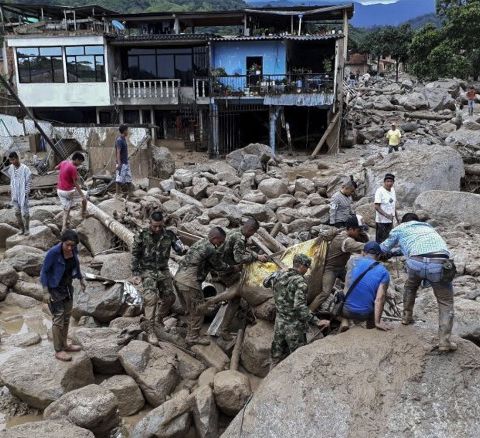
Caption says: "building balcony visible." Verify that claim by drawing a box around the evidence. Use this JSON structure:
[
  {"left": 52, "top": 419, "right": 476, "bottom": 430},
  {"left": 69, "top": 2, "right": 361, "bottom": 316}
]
[{"left": 112, "top": 79, "right": 180, "bottom": 105}]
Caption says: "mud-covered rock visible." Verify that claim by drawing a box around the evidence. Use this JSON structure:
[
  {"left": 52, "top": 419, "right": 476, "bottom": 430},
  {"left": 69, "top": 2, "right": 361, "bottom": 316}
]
[
  {"left": 100, "top": 374, "right": 145, "bottom": 416},
  {"left": 241, "top": 320, "right": 274, "bottom": 378},
  {"left": 2, "top": 420, "right": 94, "bottom": 438},
  {"left": 213, "top": 370, "right": 252, "bottom": 417}
]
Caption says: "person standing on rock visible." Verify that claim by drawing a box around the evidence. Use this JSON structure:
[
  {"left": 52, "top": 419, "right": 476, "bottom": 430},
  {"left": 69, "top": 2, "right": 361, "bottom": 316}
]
[
  {"left": 329, "top": 179, "right": 358, "bottom": 228},
  {"left": 374, "top": 173, "right": 398, "bottom": 243},
  {"left": 386, "top": 123, "right": 402, "bottom": 153},
  {"left": 56, "top": 152, "right": 87, "bottom": 233},
  {"left": 309, "top": 215, "right": 366, "bottom": 313},
  {"left": 174, "top": 227, "right": 235, "bottom": 346},
  {"left": 131, "top": 211, "right": 186, "bottom": 346},
  {"left": 380, "top": 213, "right": 457, "bottom": 352},
  {"left": 339, "top": 242, "right": 391, "bottom": 332},
  {"left": 211, "top": 217, "right": 269, "bottom": 341},
  {"left": 466, "top": 86, "right": 476, "bottom": 117},
  {"left": 8, "top": 151, "right": 32, "bottom": 236},
  {"left": 115, "top": 124, "right": 134, "bottom": 199},
  {"left": 40, "top": 229, "right": 85, "bottom": 361},
  {"left": 264, "top": 254, "right": 329, "bottom": 368}
]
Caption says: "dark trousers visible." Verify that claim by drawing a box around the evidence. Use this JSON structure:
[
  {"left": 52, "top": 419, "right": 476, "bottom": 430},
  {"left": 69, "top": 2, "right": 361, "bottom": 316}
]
[
  {"left": 342, "top": 308, "right": 375, "bottom": 329},
  {"left": 48, "top": 285, "right": 73, "bottom": 352},
  {"left": 376, "top": 222, "right": 393, "bottom": 243}
]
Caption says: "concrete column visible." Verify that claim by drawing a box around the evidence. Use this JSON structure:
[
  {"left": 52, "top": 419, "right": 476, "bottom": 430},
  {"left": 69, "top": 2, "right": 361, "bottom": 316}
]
[
  {"left": 269, "top": 106, "right": 279, "bottom": 156},
  {"left": 210, "top": 101, "right": 219, "bottom": 157}
]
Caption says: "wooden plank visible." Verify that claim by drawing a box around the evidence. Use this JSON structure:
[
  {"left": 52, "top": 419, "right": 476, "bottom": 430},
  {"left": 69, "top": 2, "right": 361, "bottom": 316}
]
[{"left": 310, "top": 113, "right": 340, "bottom": 157}]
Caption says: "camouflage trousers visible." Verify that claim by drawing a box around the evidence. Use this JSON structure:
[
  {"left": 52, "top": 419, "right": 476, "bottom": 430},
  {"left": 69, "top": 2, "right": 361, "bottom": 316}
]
[
  {"left": 175, "top": 281, "right": 205, "bottom": 339},
  {"left": 271, "top": 317, "right": 307, "bottom": 360},
  {"left": 141, "top": 269, "right": 176, "bottom": 328}
]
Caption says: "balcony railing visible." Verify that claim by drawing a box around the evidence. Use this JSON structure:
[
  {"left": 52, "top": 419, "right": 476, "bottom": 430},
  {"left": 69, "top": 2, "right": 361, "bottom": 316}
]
[
  {"left": 194, "top": 78, "right": 210, "bottom": 99},
  {"left": 209, "top": 73, "right": 334, "bottom": 98},
  {"left": 112, "top": 79, "right": 180, "bottom": 104}
]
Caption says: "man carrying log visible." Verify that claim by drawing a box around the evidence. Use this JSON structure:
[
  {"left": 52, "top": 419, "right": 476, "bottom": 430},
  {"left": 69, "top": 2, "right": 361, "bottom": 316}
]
[
  {"left": 213, "top": 217, "right": 269, "bottom": 340},
  {"left": 175, "top": 227, "right": 236, "bottom": 346},
  {"left": 264, "top": 254, "right": 329, "bottom": 369},
  {"left": 131, "top": 211, "right": 186, "bottom": 346}
]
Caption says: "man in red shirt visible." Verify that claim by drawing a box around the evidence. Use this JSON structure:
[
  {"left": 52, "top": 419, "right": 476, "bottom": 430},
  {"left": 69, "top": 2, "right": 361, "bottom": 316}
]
[{"left": 56, "top": 152, "right": 87, "bottom": 232}]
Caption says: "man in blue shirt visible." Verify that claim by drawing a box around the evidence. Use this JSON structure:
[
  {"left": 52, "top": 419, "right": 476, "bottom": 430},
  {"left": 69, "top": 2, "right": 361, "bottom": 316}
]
[
  {"left": 381, "top": 213, "right": 456, "bottom": 352},
  {"left": 341, "top": 242, "right": 391, "bottom": 332},
  {"left": 115, "top": 124, "right": 133, "bottom": 199}
]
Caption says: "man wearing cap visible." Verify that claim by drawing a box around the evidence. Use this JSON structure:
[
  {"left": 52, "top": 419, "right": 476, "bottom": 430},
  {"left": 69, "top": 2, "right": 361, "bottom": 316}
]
[
  {"left": 264, "top": 254, "right": 329, "bottom": 368},
  {"left": 374, "top": 174, "right": 399, "bottom": 244},
  {"left": 380, "top": 213, "right": 456, "bottom": 352},
  {"left": 386, "top": 123, "right": 402, "bottom": 153},
  {"left": 340, "top": 242, "right": 391, "bottom": 332},
  {"left": 309, "top": 215, "right": 367, "bottom": 312}
]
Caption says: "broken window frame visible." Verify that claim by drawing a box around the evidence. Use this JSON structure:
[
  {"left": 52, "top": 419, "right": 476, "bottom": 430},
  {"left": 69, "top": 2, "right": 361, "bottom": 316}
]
[{"left": 65, "top": 45, "right": 106, "bottom": 83}]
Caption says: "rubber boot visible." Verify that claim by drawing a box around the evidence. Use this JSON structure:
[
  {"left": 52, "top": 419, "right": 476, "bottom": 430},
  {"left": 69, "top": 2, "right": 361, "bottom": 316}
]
[
  {"left": 61, "top": 211, "right": 69, "bottom": 233},
  {"left": 115, "top": 183, "right": 122, "bottom": 199},
  {"left": 23, "top": 214, "right": 30, "bottom": 236},
  {"left": 438, "top": 305, "right": 455, "bottom": 352},
  {"left": 15, "top": 211, "right": 24, "bottom": 235},
  {"left": 401, "top": 310, "right": 413, "bottom": 325}
]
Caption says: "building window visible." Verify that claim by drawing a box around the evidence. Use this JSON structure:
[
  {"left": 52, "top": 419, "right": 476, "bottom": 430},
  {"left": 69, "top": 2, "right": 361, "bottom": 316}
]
[
  {"left": 66, "top": 45, "right": 105, "bottom": 82},
  {"left": 16, "top": 47, "right": 64, "bottom": 83}
]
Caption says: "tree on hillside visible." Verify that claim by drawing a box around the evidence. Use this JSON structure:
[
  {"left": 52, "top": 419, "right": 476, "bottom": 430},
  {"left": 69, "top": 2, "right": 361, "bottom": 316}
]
[
  {"left": 358, "top": 28, "right": 388, "bottom": 73},
  {"left": 381, "top": 25, "right": 414, "bottom": 81}
]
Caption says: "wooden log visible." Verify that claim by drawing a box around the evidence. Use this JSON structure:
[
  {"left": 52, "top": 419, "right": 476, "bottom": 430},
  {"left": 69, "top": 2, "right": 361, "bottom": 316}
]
[
  {"left": 257, "top": 227, "right": 286, "bottom": 253},
  {"left": 270, "top": 222, "right": 283, "bottom": 238},
  {"left": 251, "top": 235, "right": 273, "bottom": 255},
  {"left": 311, "top": 113, "right": 340, "bottom": 157},
  {"left": 230, "top": 327, "right": 245, "bottom": 371},
  {"left": 403, "top": 111, "right": 452, "bottom": 121}
]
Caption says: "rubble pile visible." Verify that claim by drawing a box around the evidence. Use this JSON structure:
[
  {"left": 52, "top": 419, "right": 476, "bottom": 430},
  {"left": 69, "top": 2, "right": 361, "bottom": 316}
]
[{"left": 1, "top": 78, "right": 480, "bottom": 436}]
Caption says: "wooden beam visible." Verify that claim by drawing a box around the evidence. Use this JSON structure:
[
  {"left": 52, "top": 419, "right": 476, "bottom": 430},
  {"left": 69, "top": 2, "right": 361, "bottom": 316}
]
[{"left": 310, "top": 113, "right": 340, "bottom": 157}]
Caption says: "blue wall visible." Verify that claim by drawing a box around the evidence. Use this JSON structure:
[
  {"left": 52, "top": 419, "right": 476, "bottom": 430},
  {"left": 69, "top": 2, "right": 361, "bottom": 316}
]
[{"left": 211, "top": 41, "right": 286, "bottom": 76}]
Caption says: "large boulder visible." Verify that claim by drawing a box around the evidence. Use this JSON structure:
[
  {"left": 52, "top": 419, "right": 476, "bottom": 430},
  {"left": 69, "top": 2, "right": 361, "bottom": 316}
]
[
  {"left": 118, "top": 340, "right": 179, "bottom": 407},
  {"left": 4, "top": 245, "right": 44, "bottom": 276},
  {"left": 364, "top": 143, "right": 464, "bottom": 205},
  {"left": 237, "top": 201, "right": 275, "bottom": 222},
  {"left": 423, "top": 87, "right": 456, "bottom": 112},
  {"left": 399, "top": 92, "right": 428, "bottom": 110},
  {"left": 158, "top": 341, "right": 206, "bottom": 380},
  {"left": 0, "top": 345, "right": 94, "bottom": 409},
  {"left": 223, "top": 327, "right": 480, "bottom": 437},
  {"left": 44, "top": 384, "right": 120, "bottom": 437},
  {"left": 73, "top": 281, "right": 124, "bottom": 323},
  {"left": 30, "top": 205, "right": 63, "bottom": 222},
  {"left": 100, "top": 375, "right": 145, "bottom": 416},
  {"left": 71, "top": 327, "right": 124, "bottom": 374},
  {"left": 5, "top": 225, "right": 57, "bottom": 250},
  {"left": 226, "top": 143, "right": 273, "bottom": 172},
  {"left": 414, "top": 191, "right": 480, "bottom": 227},
  {"left": 193, "top": 384, "right": 219, "bottom": 438},
  {"left": 96, "top": 198, "right": 127, "bottom": 218},
  {"left": 2, "top": 420, "right": 94, "bottom": 438},
  {"left": 152, "top": 146, "right": 176, "bottom": 179},
  {"left": 445, "top": 127, "right": 480, "bottom": 161},
  {"left": 258, "top": 178, "right": 288, "bottom": 199},
  {"left": 77, "top": 217, "right": 114, "bottom": 256},
  {"left": 99, "top": 252, "right": 132, "bottom": 280},
  {"left": 213, "top": 370, "right": 252, "bottom": 417},
  {"left": 241, "top": 320, "right": 274, "bottom": 378},
  {"left": 0, "top": 261, "right": 19, "bottom": 287},
  {"left": 0, "top": 223, "right": 19, "bottom": 247},
  {"left": 372, "top": 95, "right": 396, "bottom": 111}
]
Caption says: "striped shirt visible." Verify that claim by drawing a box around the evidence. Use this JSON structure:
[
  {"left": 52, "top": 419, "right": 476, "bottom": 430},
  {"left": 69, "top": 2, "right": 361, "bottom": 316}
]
[
  {"left": 380, "top": 221, "right": 450, "bottom": 257},
  {"left": 8, "top": 163, "right": 32, "bottom": 210},
  {"left": 329, "top": 191, "right": 354, "bottom": 225}
]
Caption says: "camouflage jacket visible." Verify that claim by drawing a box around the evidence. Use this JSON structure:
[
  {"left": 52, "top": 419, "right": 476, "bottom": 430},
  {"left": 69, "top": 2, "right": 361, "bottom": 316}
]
[
  {"left": 264, "top": 269, "right": 320, "bottom": 325},
  {"left": 131, "top": 228, "right": 184, "bottom": 275},
  {"left": 175, "top": 238, "right": 230, "bottom": 289},
  {"left": 220, "top": 229, "right": 259, "bottom": 266}
]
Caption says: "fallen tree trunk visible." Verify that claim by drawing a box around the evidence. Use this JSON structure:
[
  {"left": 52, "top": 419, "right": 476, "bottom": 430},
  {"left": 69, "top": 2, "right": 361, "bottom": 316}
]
[
  {"left": 87, "top": 201, "right": 135, "bottom": 250},
  {"left": 403, "top": 111, "right": 452, "bottom": 121},
  {"left": 257, "top": 227, "right": 286, "bottom": 253},
  {"left": 465, "top": 164, "right": 480, "bottom": 176}
]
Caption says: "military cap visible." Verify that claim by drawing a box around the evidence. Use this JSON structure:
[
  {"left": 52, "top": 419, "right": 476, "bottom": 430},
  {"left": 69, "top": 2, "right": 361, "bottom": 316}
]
[{"left": 293, "top": 253, "right": 312, "bottom": 268}]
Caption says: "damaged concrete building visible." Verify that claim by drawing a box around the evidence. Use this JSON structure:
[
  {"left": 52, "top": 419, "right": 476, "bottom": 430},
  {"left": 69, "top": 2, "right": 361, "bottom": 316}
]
[{"left": 0, "top": 2, "right": 352, "bottom": 157}]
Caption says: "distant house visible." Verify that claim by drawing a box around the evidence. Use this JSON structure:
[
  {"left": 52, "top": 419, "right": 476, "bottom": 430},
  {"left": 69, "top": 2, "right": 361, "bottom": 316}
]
[
  {"left": 346, "top": 52, "right": 403, "bottom": 77},
  {"left": 0, "top": 2, "right": 354, "bottom": 155}
]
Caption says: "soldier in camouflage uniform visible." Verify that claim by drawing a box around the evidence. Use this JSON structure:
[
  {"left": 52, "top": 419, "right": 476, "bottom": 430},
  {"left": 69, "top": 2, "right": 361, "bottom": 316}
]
[
  {"left": 131, "top": 211, "right": 185, "bottom": 345},
  {"left": 264, "top": 253, "right": 330, "bottom": 368},
  {"left": 175, "top": 227, "right": 235, "bottom": 346},
  {"left": 214, "top": 217, "right": 269, "bottom": 340}
]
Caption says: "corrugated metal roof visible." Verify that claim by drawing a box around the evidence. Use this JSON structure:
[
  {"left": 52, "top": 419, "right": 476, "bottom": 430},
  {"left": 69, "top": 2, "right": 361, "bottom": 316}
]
[
  {"left": 211, "top": 34, "right": 343, "bottom": 42},
  {"left": 113, "top": 33, "right": 216, "bottom": 41}
]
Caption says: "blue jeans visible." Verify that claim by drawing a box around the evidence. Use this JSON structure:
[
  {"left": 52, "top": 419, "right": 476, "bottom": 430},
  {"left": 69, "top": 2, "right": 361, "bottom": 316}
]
[
  {"left": 404, "top": 258, "right": 454, "bottom": 345},
  {"left": 468, "top": 99, "right": 475, "bottom": 115}
]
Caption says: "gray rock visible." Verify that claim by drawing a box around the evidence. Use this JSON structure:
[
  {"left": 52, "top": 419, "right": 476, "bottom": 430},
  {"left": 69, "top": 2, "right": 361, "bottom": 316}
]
[
  {"left": 44, "top": 384, "right": 120, "bottom": 437},
  {"left": 445, "top": 128, "right": 480, "bottom": 161},
  {"left": 423, "top": 87, "right": 456, "bottom": 111},
  {"left": 414, "top": 191, "right": 480, "bottom": 227},
  {"left": 73, "top": 281, "right": 124, "bottom": 323},
  {"left": 4, "top": 331, "right": 41, "bottom": 347},
  {"left": 12, "top": 280, "right": 46, "bottom": 301},
  {"left": 373, "top": 95, "right": 396, "bottom": 111},
  {"left": 173, "top": 168, "right": 195, "bottom": 186},
  {"left": 100, "top": 375, "right": 145, "bottom": 416},
  {"left": 5, "top": 225, "right": 57, "bottom": 251},
  {"left": 355, "top": 202, "right": 376, "bottom": 228},
  {"left": 0, "top": 282, "right": 7, "bottom": 301},
  {"left": 131, "top": 390, "right": 191, "bottom": 438},
  {"left": 294, "top": 178, "right": 316, "bottom": 194},
  {"left": 2, "top": 420, "right": 94, "bottom": 438},
  {"left": 0, "top": 345, "right": 94, "bottom": 409},
  {"left": 226, "top": 143, "right": 273, "bottom": 172},
  {"left": 437, "top": 122, "right": 457, "bottom": 139},
  {"left": 4, "top": 292, "right": 38, "bottom": 308},
  {"left": 152, "top": 146, "right": 176, "bottom": 179},
  {"left": 193, "top": 384, "right": 219, "bottom": 438},
  {"left": 241, "top": 320, "right": 274, "bottom": 378},
  {"left": 198, "top": 367, "right": 218, "bottom": 388},
  {"left": 99, "top": 252, "right": 132, "bottom": 280},
  {"left": 213, "top": 370, "right": 252, "bottom": 417},
  {"left": 118, "top": 340, "right": 179, "bottom": 407},
  {"left": 71, "top": 327, "right": 124, "bottom": 374},
  {"left": 191, "top": 342, "right": 230, "bottom": 371},
  {"left": 258, "top": 178, "right": 288, "bottom": 199},
  {"left": 77, "top": 217, "right": 114, "bottom": 256},
  {"left": 163, "top": 199, "right": 182, "bottom": 214},
  {"left": 30, "top": 205, "right": 63, "bottom": 222},
  {"left": 365, "top": 143, "right": 464, "bottom": 205},
  {"left": 0, "top": 208, "right": 18, "bottom": 227},
  {"left": 0, "top": 261, "right": 19, "bottom": 287},
  {"left": 208, "top": 202, "right": 242, "bottom": 224},
  {"left": 242, "top": 190, "right": 267, "bottom": 204},
  {"left": 223, "top": 327, "right": 480, "bottom": 437},
  {"left": 266, "top": 195, "right": 296, "bottom": 211},
  {"left": 0, "top": 223, "right": 19, "bottom": 247},
  {"left": 170, "top": 188, "right": 204, "bottom": 208},
  {"left": 237, "top": 202, "right": 275, "bottom": 222},
  {"left": 4, "top": 245, "right": 44, "bottom": 276},
  {"left": 399, "top": 92, "right": 429, "bottom": 110},
  {"left": 160, "top": 178, "right": 176, "bottom": 193},
  {"left": 97, "top": 198, "right": 127, "bottom": 218},
  {"left": 158, "top": 341, "right": 206, "bottom": 380}
]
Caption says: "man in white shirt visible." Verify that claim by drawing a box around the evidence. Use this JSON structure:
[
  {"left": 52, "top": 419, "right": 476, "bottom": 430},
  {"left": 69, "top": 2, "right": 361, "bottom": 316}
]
[{"left": 374, "top": 173, "right": 399, "bottom": 243}]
